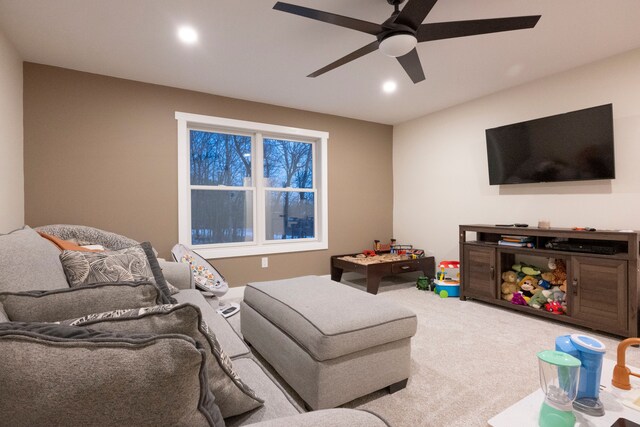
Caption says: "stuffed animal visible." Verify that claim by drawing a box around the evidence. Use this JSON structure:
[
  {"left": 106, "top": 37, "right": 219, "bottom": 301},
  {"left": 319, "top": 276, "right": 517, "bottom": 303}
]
[
  {"left": 518, "top": 275, "right": 539, "bottom": 297},
  {"left": 538, "top": 272, "right": 554, "bottom": 289},
  {"left": 559, "top": 280, "right": 567, "bottom": 293},
  {"left": 501, "top": 281, "right": 518, "bottom": 302},
  {"left": 501, "top": 271, "right": 519, "bottom": 301},
  {"left": 547, "top": 287, "right": 565, "bottom": 302},
  {"left": 545, "top": 301, "right": 564, "bottom": 315},
  {"left": 528, "top": 289, "right": 552, "bottom": 309},
  {"left": 511, "top": 292, "right": 528, "bottom": 306},
  {"left": 548, "top": 258, "right": 567, "bottom": 286}
]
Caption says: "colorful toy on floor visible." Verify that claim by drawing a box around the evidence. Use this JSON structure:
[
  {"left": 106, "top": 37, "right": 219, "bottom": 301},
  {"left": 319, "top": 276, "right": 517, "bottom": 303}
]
[
  {"left": 416, "top": 276, "right": 433, "bottom": 291},
  {"left": 434, "top": 260, "right": 460, "bottom": 298}
]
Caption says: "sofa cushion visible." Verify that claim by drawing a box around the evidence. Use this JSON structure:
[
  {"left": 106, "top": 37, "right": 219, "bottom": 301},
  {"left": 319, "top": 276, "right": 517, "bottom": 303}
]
[
  {"left": 60, "top": 303, "right": 263, "bottom": 418},
  {"left": 0, "top": 226, "right": 69, "bottom": 292},
  {"left": 59, "top": 241, "right": 176, "bottom": 304},
  {"left": 0, "top": 322, "right": 223, "bottom": 427},
  {"left": 224, "top": 357, "right": 302, "bottom": 427},
  {"left": 35, "top": 224, "right": 139, "bottom": 250},
  {"left": 244, "top": 275, "right": 417, "bottom": 361},
  {"left": 174, "top": 289, "right": 250, "bottom": 359},
  {"left": 0, "top": 282, "right": 164, "bottom": 322}
]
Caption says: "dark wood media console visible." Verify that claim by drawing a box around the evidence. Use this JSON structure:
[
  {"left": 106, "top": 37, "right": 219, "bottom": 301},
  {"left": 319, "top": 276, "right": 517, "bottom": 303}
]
[{"left": 459, "top": 224, "right": 639, "bottom": 337}]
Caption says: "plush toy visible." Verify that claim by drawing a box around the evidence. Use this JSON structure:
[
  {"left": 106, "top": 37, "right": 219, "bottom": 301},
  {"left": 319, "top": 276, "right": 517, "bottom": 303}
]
[
  {"left": 501, "top": 282, "right": 518, "bottom": 302},
  {"left": 548, "top": 258, "right": 568, "bottom": 286},
  {"left": 537, "top": 272, "right": 554, "bottom": 290},
  {"left": 559, "top": 281, "right": 567, "bottom": 293},
  {"left": 544, "top": 300, "right": 564, "bottom": 315},
  {"left": 528, "top": 289, "right": 552, "bottom": 309},
  {"left": 518, "top": 275, "right": 539, "bottom": 298},
  {"left": 511, "top": 292, "right": 528, "bottom": 306},
  {"left": 503, "top": 271, "right": 517, "bottom": 283},
  {"left": 501, "top": 271, "right": 518, "bottom": 301},
  {"left": 537, "top": 279, "right": 551, "bottom": 290},
  {"left": 547, "top": 287, "right": 565, "bottom": 302}
]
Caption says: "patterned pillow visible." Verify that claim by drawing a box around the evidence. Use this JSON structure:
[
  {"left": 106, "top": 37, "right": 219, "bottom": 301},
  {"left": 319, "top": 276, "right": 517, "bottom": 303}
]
[
  {"left": 59, "top": 303, "right": 264, "bottom": 418},
  {"left": 0, "top": 302, "right": 8, "bottom": 322},
  {"left": 59, "top": 242, "right": 176, "bottom": 304}
]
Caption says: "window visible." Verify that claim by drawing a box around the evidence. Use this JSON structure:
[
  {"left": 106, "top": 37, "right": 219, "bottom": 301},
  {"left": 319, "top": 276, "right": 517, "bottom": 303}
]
[{"left": 176, "top": 112, "right": 328, "bottom": 258}]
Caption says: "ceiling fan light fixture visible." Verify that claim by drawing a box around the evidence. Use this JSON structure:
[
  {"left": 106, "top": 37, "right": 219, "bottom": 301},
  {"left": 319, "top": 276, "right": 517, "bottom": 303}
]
[{"left": 379, "top": 33, "right": 417, "bottom": 57}]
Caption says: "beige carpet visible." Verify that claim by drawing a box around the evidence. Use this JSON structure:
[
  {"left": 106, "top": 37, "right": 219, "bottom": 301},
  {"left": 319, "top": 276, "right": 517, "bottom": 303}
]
[{"left": 224, "top": 273, "right": 640, "bottom": 427}]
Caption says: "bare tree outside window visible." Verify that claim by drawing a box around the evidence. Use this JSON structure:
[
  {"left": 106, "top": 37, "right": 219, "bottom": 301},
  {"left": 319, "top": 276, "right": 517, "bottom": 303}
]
[
  {"left": 263, "top": 138, "right": 315, "bottom": 240},
  {"left": 190, "top": 130, "right": 253, "bottom": 244}
]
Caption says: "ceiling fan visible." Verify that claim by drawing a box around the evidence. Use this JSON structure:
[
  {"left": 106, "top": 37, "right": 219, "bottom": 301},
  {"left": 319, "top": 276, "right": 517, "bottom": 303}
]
[{"left": 273, "top": 0, "right": 541, "bottom": 84}]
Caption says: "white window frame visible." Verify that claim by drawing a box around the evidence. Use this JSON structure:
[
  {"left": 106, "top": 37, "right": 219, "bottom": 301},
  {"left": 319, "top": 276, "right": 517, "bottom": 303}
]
[{"left": 176, "top": 111, "right": 329, "bottom": 259}]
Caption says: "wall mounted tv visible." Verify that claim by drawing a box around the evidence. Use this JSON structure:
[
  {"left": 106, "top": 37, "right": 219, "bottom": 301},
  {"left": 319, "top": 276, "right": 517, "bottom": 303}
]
[{"left": 486, "top": 104, "right": 615, "bottom": 185}]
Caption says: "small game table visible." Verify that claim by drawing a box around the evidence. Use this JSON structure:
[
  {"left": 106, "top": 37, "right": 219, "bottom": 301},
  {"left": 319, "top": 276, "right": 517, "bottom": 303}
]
[{"left": 330, "top": 253, "right": 435, "bottom": 294}]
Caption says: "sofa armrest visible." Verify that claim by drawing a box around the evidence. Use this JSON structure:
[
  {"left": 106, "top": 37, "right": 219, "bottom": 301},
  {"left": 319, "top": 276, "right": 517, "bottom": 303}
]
[
  {"left": 245, "top": 408, "right": 390, "bottom": 427},
  {"left": 158, "top": 260, "right": 193, "bottom": 290}
]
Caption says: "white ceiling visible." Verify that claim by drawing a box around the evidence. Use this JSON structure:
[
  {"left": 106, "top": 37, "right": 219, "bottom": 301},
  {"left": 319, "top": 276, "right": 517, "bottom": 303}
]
[{"left": 1, "top": 0, "right": 640, "bottom": 125}]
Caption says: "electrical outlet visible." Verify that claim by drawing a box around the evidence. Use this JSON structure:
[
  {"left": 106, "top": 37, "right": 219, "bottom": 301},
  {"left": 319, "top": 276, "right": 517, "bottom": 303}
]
[{"left": 261, "top": 257, "right": 268, "bottom": 268}]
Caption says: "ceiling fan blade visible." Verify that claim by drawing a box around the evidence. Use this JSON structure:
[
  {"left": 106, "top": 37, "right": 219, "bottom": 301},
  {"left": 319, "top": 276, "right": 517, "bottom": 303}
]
[
  {"left": 417, "top": 15, "right": 541, "bottom": 42},
  {"left": 308, "top": 41, "right": 379, "bottom": 78},
  {"left": 396, "top": 48, "right": 425, "bottom": 84},
  {"left": 274, "top": 2, "right": 383, "bottom": 36},
  {"left": 394, "top": 0, "right": 439, "bottom": 30}
]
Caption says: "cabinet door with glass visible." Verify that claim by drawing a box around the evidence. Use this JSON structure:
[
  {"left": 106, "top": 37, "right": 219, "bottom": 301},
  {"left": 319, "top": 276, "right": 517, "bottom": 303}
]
[
  {"left": 462, "top": 245, "right": 497, "bottom": 299},
  {"left": 570, "top": 256, "right": 628, "bottom": 334}
]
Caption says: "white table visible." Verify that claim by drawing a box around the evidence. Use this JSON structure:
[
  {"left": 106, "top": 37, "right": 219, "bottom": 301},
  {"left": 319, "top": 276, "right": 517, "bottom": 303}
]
[{"left": 489, "top": 359, "right": 640, "bottom": 427}]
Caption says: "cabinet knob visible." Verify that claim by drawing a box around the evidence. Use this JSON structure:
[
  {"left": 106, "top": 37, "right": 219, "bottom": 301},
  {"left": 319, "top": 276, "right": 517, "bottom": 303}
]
[
  {"left": 490, "top": 266, "right": 495, "bottom": 280},
  {"left": 572, "top": 278, "right": 578, "bottom": 295}
]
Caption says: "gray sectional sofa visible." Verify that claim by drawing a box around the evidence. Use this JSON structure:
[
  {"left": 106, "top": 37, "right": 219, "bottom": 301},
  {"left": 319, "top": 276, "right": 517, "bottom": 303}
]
[{"left": 0, "top": 225, "right": 389, "bottom": 427}]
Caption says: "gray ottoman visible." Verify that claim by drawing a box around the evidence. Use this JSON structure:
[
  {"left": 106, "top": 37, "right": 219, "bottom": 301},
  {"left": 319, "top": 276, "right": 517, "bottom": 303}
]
[{"left": 241, "top": 275, "right": 417, "bottom": 410}]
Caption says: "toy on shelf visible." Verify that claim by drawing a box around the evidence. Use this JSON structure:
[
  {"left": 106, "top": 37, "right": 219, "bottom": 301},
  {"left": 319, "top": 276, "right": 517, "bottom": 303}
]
[
  {"left": 501, "top": 257, "right": 568, "bottom": 313},
  {"left": 501, "top": 271, "right": 518, "bottom": 301},
  {"left": 434, "top": 260, "right": 460, "bottom": 298},
  {"left": 511, "top": 291, "right": 528, "bottom": 306}
]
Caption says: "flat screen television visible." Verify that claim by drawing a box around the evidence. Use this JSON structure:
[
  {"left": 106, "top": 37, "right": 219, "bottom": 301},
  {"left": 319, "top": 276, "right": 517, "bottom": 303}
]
[{"left": 486, "top": 104, "right": 615, "bottom": 185}]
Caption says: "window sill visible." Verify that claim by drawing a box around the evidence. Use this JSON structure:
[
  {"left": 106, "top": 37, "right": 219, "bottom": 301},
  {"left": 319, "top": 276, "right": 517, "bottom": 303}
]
[{"left": 192, "top": 241, "right": 328, "bottom": 259}]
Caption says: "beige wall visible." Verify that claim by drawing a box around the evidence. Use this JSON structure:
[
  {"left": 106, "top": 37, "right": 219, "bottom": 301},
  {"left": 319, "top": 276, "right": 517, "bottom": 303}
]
[
  {"left": 23, "top": 63, "right": 393, "bottom": 285},
  {"left": 393, "top": 48, "right": 640, "bottom": 263},
  {"left": 0, "top": 29, "right": 24, "bottom": 232}
]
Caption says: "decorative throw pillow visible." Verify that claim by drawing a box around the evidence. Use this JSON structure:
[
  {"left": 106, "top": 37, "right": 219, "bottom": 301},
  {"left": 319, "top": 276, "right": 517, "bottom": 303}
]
[
  {"left": 0, "top": 302, "right": 8, "bottom": 322},
  {"left": 0, "top": 282, "right": 164, "bottom": 322},
  {"left": 60, "top": 303, "right": 264, "bottom": 418},
  {"left": 37, "top": 231, "right": 102, "bottom": 252},
  {"left": 59, "top": 241, "right": 176, "bottom": 304},
  {"left": 167, "top": 281, "right": 181, "bottom": 295},
  {"left": 0, "top": 322, "right": 223, "bottom": 426},
  {"left": 0, "top": 226, "right": 70, "bottom": 292}
]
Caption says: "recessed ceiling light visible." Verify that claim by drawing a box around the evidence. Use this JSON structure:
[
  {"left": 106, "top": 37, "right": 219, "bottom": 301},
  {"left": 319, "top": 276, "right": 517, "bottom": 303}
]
[
  {"left": 177, "top": 26, "right": 198, "bottom": 45},
  {"left": 382, "top": 80, "right": 397, "bottom": 94}
]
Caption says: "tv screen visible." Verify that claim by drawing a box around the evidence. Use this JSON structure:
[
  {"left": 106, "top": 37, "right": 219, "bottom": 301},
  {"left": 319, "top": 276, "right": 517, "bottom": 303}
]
[{"left": 486, "top": 104, "right": 615, "bottom": 185}]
